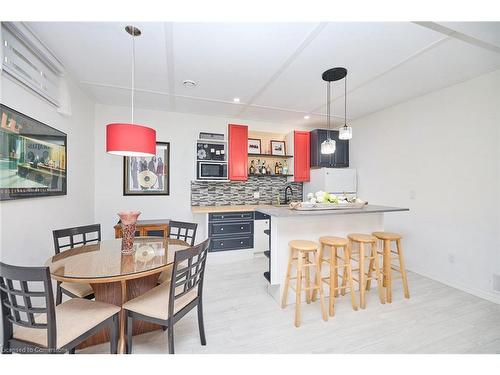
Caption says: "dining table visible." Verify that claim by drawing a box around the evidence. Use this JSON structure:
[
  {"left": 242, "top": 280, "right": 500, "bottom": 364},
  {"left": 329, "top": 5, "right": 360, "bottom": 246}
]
[{"left": 45, "top": 236, "right": 190, "bottom": 353}]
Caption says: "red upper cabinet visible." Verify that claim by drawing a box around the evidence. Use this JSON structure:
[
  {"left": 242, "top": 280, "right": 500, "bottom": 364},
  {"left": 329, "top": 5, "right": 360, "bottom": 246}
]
[
  {"left": 228, "top": 124, "right": 248, "bottom": 181},
  {"left": 294, "top": 131, "right": 310, "bottom": 182}
]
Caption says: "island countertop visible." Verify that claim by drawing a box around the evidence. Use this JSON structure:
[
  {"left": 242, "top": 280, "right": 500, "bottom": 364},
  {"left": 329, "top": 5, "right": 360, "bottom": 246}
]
[{"left": 256, "top": 204, "right": 409, "bottom": 217}]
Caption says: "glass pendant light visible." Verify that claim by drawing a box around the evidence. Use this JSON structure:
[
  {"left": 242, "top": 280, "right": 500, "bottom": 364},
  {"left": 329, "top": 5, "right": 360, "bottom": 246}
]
[
  {"left": 338, "top": 71, "right": 353, "bottom": 140},
  {"left": 321, "top": 68, "right": 346, "bottom": 154}
]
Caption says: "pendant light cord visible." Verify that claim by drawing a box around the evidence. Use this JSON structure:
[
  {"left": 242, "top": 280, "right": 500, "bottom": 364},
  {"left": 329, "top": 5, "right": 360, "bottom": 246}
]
[
  {"left": 344, "top": 75, "right": 347, "bottom": 127},
  {"left": 131, "top": 28, "right": 135, "bottom": 124},
  {"left": 327, "top": 81, "right": 331, "bottom": 133}
]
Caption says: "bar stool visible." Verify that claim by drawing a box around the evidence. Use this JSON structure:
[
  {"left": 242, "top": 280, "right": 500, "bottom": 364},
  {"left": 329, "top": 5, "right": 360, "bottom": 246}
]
[
  {"left": 281, "top": 240, "right": 327, "bottom": 327},
  {"left": 347, "top": 233, "right": 385, "bottom": 309},
  {"left": 312, "top": 236, "right": 358, "bottom": 316},
  {"left": 371, "top": 231, "right": 410, "bottom": 303}
]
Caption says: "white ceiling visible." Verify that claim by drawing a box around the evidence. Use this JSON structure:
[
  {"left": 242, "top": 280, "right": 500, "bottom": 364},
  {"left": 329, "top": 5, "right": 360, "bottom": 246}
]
[{"left": 26, "top": 21, "right": 500, "bottom": 128}]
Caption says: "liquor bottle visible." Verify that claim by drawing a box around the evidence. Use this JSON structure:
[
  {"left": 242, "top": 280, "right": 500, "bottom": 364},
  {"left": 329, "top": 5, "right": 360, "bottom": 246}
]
[
  {"left": 282, "top": 160, "right": 289, "bottom": 175},
  {"left": 250, "top": 160, "right": 255, "bottom": 175},
  {"left": 257, "top": 159, "right": 261, "bottom": 174},
  {"left": 275, "top": 162, "right": 279, "bottom": 175},
  {"left": 262, "top": 163, "right": 267, "bottom": 175}
]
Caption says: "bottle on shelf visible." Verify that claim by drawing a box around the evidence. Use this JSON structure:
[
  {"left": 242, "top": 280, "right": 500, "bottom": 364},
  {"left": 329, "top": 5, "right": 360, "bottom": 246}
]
[
  {"left": 257, "top": 159, "right": 261, "bottom": 174},
  {"left": 262, "top": 163, "right": 267, "bottom": 175},
  {"left": 249, "top": 160, "right": 255, "bottom": 175},
  {"left": 282, "top": 160, "right": 289, "bottom": 175},
  {"left": 274, "top": 162, "right": 279, "bottom": 175}
]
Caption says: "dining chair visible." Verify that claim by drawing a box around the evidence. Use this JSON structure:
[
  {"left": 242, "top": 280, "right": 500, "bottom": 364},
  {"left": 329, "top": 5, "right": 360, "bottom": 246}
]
[
  {"left": 52, "top": 224, "right": 101, "bottom": 305},
  {"left": 123, "top": 239, "right": 210, "bottom": 354},
  {"left": 158, "top": 221, "right": 198, "bottom": 284},
  {"left": 0, "top": 262, "right": 120, "bottom": 354}
]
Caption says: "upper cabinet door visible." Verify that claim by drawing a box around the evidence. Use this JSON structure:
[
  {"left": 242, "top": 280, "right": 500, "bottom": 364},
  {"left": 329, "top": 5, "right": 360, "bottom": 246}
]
[
  {"left": 294, "top": 131, "right": 310, "bottom": 182},
  {"left": 228, "top": 124, "right": 248, "bottom": 181},
  {"left": 310, "top": 129, "right": 349, "bottom": 168}
]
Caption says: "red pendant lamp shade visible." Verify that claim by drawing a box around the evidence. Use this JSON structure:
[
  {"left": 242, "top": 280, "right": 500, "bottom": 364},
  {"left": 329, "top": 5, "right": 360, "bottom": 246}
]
[{"left": 106, "top": 123, "right": 156, "bottom": 157}]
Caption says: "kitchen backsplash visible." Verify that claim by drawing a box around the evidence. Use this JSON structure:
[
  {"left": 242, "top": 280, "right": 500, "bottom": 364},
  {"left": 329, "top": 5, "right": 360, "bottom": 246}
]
[{"left": 191, "top": 176, "right": 303, "bottom": 206}]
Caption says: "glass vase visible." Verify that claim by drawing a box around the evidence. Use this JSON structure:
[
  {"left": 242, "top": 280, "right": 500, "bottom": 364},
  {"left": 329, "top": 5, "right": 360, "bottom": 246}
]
[{"left": 118, "top": 211, "right": 141, "bottom": 254}]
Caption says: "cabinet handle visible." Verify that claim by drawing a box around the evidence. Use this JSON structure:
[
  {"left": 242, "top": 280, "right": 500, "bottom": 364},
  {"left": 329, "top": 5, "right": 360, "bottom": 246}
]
[
  {"left": 240, "top": 226, "right": 244, "bottom": 230},
  {"left": 240, "top": 241, "right": 243, "bottom": 244}
]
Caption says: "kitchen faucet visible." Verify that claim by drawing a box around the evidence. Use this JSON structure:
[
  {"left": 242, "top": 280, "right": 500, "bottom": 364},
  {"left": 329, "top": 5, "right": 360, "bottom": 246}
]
[{"left": 284, "top": 185, "right": 293, "bottom": 204}]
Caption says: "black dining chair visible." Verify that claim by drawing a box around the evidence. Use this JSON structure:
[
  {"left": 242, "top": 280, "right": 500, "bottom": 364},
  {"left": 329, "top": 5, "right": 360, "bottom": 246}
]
[
  {"left": 123, "top": 239, "right": 210, "bottom": 354},
  {"left": 168, "top": 221, "right": 198, "bottom": 246},
  {"left": 52, "top": 224, "right": 101, "bottom": 305},
  {"left": 0, "top": 262, "right": 120, "bottom": 354},
  {"left": 158, "top": 221, "right": 198, "bottom": 285}
]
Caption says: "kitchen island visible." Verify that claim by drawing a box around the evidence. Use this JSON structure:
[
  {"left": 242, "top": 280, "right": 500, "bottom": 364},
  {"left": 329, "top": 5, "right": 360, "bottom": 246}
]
[{"left": 255, "top": 205, "right": 409, "bottom": 303}]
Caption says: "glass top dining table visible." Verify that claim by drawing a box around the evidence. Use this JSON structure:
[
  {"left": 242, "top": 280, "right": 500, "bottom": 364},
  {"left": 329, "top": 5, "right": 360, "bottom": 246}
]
[{"left": 45, "top": 237, "right": 190, "bottom": 283}]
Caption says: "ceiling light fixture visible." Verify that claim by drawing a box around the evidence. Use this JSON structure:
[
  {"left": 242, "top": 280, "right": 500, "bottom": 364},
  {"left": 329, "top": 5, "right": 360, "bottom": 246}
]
[
  {"left": 233, "top": 97, "right": 240, "bottom": 103},
  {"left": 321, "top": 68, "right": 347, "bottom": 154},
  {"left": 338, "top": 70, "right": 352, "bottom": 140},
  {"left": 182, "top": 79, "right": 197, "bottom": 88},
  {"left": 106, "top": 25, "right": 156, "bottom": 157},
  {"left": 304, "top": 115, "right": 310, "bottom": 120}
]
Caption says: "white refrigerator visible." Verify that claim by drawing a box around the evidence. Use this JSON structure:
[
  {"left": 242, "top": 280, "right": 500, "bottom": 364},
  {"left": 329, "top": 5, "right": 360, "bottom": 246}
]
[{"left": 304, "top": 168, "right": 357, "bottom": 198}]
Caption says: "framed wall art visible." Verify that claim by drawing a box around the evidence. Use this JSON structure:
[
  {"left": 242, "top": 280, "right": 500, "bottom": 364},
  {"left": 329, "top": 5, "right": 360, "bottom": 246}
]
[
  {"left": 270, "top": 140, "right": 286, "bottom": 156},
  {"left": 0, "top": 104, "right": 67, "bottom": 201},
  {"left": 123, "top": 141, "right": 170, "bottom": 196},
  {"left": 248, "top": 138, "right": 261, "bottom": 154}
]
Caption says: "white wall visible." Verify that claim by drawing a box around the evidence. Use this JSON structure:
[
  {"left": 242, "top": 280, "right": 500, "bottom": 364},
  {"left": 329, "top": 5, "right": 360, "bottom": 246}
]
[
  {"left": 350, "top": 69, "right": 500, "bottom": 303},
  {"left": 0, "top": 75, "right": 95, "bottom": 266},
  {"left": 94, "top": 104, "right": 301, "bottom": 240}
]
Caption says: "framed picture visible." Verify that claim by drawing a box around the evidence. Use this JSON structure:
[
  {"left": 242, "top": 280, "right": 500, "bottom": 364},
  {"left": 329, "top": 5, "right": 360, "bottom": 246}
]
[
  {"left": 123, "top": 142, "right": 170, "bottom": 196},
  {"left": 270, "top": 140, "right": 286, "bottom": 156},
  {"left": 248, "top": 138, "right": 262, "bottom": 154},
  {"left": 0, "top": 104, "right": 67, "bottom": 201}
]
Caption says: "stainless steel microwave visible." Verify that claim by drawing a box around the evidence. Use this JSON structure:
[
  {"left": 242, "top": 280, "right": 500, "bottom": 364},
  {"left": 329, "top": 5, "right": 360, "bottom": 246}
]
[{"left": 197, "top": 161, "right": 228, "bottom": 180}]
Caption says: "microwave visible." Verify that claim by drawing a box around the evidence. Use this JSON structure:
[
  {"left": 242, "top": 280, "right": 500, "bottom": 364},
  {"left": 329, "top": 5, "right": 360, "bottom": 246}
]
[{"left": 197, "top": 161, "right": 228, "bottom": 180}]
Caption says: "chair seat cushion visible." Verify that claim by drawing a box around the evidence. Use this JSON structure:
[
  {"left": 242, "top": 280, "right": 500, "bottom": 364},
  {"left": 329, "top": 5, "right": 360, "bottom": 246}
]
[
  {"left": 123, "top": 281, "right": 198, "bottom": 321},
  {"left": 61, "top": 282, "right": 94, "bottom": 298},
  {"left": 157, "top": 266, "right": 173, "bottom": 284},
  {"left": 13, "top": 298, "right": 120, "bottom": 349}
]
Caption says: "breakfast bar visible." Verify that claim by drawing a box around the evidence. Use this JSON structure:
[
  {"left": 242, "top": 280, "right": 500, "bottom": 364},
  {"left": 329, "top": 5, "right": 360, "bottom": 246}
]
[{"left": 255, "top": 205, "right": 409, "bottom": 303}]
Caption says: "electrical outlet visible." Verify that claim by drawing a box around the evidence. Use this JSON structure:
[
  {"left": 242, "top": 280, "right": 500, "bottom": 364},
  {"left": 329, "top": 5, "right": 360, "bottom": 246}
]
[
  {"left": 253, "top": 191, "right": 260, "bottom": 199},
  {"left": 448, "top": 254, "right": 455, "bottom": 264}
]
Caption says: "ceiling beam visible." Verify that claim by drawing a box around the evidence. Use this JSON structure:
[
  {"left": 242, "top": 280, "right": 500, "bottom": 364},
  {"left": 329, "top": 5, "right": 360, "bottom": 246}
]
[
  {"left": 237, "top": 22, "right": 328, "bottom": 118},
  {"left": 414, "top": 22, "right": 500, "bottom": 55}
]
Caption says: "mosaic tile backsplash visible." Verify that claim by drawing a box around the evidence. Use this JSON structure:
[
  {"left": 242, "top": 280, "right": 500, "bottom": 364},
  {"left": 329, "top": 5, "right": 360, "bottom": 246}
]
[{"left": 191, "top": 176, "right": 303, "bottom": 206}]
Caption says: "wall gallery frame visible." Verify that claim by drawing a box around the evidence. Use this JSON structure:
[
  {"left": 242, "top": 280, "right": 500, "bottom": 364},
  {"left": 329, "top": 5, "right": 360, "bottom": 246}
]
[
  {"left": 270, "top": 140, "right": 286, "bottom": 156},
  {"left": 123, "top": 142, "right": 170, "bottom": 196},
  {"left": 248, "top": 138, "right": 261, "bottom": 154}
]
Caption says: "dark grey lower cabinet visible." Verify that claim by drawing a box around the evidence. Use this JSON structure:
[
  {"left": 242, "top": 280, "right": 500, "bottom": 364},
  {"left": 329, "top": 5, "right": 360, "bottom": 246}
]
[{"left": 208, "top": 211, "right": 254, "bottom": 252}]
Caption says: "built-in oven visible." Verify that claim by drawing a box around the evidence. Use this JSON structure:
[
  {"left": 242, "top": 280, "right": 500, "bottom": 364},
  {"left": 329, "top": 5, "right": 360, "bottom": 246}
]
[{"left": 197, "top": 161, "right": 228, "bottom": 180}]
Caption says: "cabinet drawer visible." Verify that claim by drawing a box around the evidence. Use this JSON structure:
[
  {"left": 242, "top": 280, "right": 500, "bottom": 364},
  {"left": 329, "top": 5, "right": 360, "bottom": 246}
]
[
  {"left": 209, "top": 211, "right": 254, "bottom": 222},
  {"left": 210, "top": 236, "right": 253, "bottom": 252},
  {"left": 210, "top": 221, "right": 253, "bottom": 236}
]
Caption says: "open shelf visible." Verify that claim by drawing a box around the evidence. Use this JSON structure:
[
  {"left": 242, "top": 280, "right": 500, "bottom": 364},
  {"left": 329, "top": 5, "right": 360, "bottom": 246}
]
[
  {"left": 249, "top": 174, "right": 293, "bottom": 177},
  {"left": 248, "top": 153, "right": 293, "bottom": 158},
  {"left": 263, "top": 271, "right": 270, "bottom": 283}
]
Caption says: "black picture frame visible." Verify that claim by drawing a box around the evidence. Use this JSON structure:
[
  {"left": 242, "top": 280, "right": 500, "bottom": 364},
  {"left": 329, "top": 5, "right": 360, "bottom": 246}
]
[
  {"left": 0, "top": 103, "right": 67, "bottom": 201},
  {"left": 123, "top": 142, "right": 170, "bottom": 196}
]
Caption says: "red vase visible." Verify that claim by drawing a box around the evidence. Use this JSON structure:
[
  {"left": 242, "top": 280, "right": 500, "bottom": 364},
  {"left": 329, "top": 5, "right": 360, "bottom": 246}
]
[{"left": 118, "top": 211, "right": 141, "bottom": 254}]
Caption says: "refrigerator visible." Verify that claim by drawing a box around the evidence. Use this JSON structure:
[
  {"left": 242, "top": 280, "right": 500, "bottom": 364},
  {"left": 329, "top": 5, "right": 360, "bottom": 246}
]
[{"left": 304, "top": 168, "right": 357, "bottom": 199}]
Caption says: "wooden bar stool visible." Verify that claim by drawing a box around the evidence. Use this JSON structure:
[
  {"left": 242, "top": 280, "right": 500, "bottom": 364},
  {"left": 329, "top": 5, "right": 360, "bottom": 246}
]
[
  {"left": 281, "top": 240, "right": 327, "bottom": 327},
  {"left": 370, "top": 231, "right": 410, "bottom": 303},
  {"left": 312, "top": 236, "right": 358, "bottom": 316},
  {"left": 347, "top": 233, "right": 385, "bottom": 309}
]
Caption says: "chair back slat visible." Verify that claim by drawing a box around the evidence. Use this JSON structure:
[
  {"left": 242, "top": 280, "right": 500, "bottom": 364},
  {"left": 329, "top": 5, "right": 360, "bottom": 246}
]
[
  {"left": 168, "top": 221, "right": 198, "bottom": 246},
  {"left": 53, "top": 224, "right": 101, "bottom": 254},
  {"left": 168, "top": 239, "right": 209, "bottom": 317},
  {"left": 0, "top": 262, "right": 56, "bottom": 350}
]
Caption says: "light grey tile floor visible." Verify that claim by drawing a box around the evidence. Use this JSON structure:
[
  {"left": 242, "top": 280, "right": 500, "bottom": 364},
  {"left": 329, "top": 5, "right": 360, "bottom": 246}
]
[{"left": 78, "top": 256, "right": 500, "bottom": 354}]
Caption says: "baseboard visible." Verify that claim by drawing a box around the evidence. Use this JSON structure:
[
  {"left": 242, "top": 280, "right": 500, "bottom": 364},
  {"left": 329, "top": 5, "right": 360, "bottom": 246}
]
[{"left": 407, "top": 265, "right": 500, "bottom": 305}]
